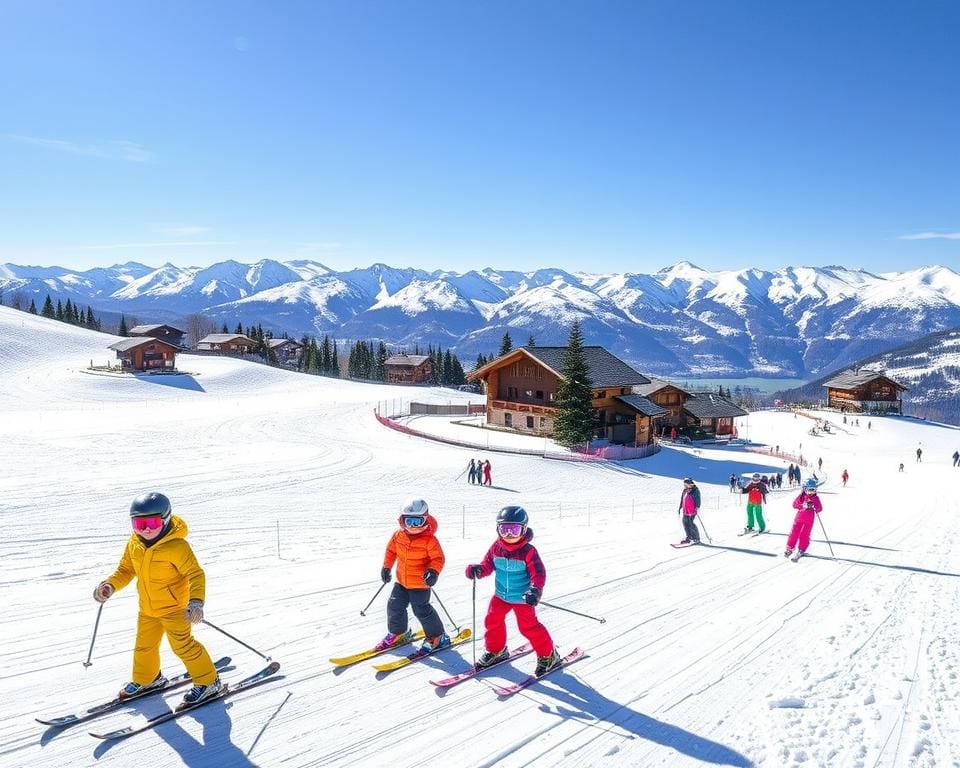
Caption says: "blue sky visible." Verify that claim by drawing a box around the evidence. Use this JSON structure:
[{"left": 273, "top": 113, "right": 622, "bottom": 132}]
[{"left": 1, "top": 1, "right": 958, "bottom": 274}]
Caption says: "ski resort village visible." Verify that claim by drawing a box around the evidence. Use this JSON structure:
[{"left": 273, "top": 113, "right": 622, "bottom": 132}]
[{"left": 2, "top": 303, "right": 959, "bottom": 768}]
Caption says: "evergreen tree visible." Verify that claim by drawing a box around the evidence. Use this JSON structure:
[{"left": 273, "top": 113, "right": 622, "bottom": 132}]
[
  {"left": 499, "top": 332, "right": 513, "bottom": 357},
  {"left": 321, "top": 335, "right": 332, "bottom": 375},
  {"left": 64, "top": 298, "right": 74, "bottom": 324},
  {"left": 442, "top": 349, "right": 453, "bottom": 384},
  {"left": 41, "top": 295, "right": 54, "bottom": 318},
  {"left": 55, "top": 299, "right": 64, "bottom": 321},
  {"left": 451, "top": 354, "right": 466, "bottom": 385},
  {"left": 331, "top": 341, "right": 340, "bottom": 378},
  {"left": 375, "top": 342, "right": 387, "bottom": 381},
  {"left": 475, "top": 352, "right": 487, "bottom": 370},
  {"left": 220, "top": 323, "right": 228, "bottom": 333},
  {"left": 527, "top": 334, "right": 536, "bottom": 347},
  {"left": 552, "top": 319, "right": 595, "bottom": 446},
  {"left": 118, "top": 315, "right": 129, "bottom": 336},
  {"left": 28, "top": 298, "right": 37, "bottom": 314},
  {"left": 307, "top": 338, "right": 319, "bottom": 374},
  {"left": 72, "top": 303, "right": 81, "bottom": 324}
]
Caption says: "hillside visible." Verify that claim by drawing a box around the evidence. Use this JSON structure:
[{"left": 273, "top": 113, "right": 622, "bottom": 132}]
[{"left": 773, "top": 325, "right": 960, "bottom": 424}]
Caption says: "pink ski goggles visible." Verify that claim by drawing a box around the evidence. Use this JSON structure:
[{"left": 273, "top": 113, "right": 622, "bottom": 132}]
[
  {"left": 132, "top": 515, "right": 165, "bottom": 532},
  {"left": 497, "top": 522, "right": 525, "bottom": 538}
]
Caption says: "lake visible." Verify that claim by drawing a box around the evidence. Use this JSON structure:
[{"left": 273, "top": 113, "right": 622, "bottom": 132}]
[{"left": 673, "top": 376, "right": 809, "bottom": 394}]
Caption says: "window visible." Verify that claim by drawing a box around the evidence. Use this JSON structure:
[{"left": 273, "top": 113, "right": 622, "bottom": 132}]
[
  {"left": 526, "top": 416, "right": 534, "bottom": 429},
  {"left": 535, "top": 390, "right": 543, "bottom": 400},
  {"left": 597, "top": 390, "right": 606, "bottom": 399},
  {"left": 504, "top": 412, "right": 512, "bottom": 427},
  {"left": 540, "top": 417, "right": 550, "bottom": 430},
  {"left": 548, "top": 392, "right": 556, "bottom": 402},
  {"left": 621, "top": 388, "right": 629, "bottom": 395}
]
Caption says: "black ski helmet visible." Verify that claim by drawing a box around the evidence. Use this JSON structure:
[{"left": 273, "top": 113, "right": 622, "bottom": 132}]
[
  {"left": 129, "top": 492, "right": 172, "bottom": 521},
  {"left": 496, "top": 505, "right": 528, "bottom": 527}
]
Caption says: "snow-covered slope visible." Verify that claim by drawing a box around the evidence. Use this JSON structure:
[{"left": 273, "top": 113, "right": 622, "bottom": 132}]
[{"left": 2, "top": 304, "right": 959, "bottom": 767}]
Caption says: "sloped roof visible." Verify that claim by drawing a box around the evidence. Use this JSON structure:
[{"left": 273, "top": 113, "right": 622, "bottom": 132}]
[
  {"left": 266, "top": 338, "right": 302, "bottom": 349},
  {"left": 108, "top": 337, "right": 179, "bottom": 352},
  {"left": 385, "top": 354, "right": 430, "bottom": 366},
  {"left": 129, "top": 324, "right": 184, "bottom": 335},
  {"left": 633, "top": 377, "right": 692, "bottom": 397},
  {"left": 823, "top": 370, "right": 908, "bottom": 392},
  {"left": 480, "top": 346, "right": 649, "bottom": 388},
  {"left": 682, "top": 392, "right": 749, "bottom": 419},
  {"left": 197, "top": 334, "right": 256, "bottom": 345},
  {"left": 613, "top": 394, "right": 668, "bottom": 417}
]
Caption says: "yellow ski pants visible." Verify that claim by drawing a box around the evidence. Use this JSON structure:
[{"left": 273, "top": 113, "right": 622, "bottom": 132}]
[{"left": 132, "top": 611, "right": 217, "bottom": 686}]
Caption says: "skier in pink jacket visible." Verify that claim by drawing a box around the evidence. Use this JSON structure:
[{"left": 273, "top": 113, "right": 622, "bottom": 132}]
[{"left": 784, "top": 478, "right": 823, "bottom": 560}]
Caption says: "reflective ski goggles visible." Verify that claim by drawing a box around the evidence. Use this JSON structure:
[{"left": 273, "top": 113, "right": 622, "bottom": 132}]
[
  {"left": 132, "top": 515, "right": 165, "bottom": 532},
  {"left": 497, "top": 522, "right": 525, "bottom": 538},
  {"left": 403, "top": 515, "right": 426, "bottom": 528},
  {"left": 804, "top": 487, "right": 817, "bottom": 493}
]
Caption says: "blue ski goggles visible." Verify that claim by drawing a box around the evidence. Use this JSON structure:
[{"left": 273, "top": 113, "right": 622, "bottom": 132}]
[{"left": 403, "top": 515, "right": 426, "bottom": 528}]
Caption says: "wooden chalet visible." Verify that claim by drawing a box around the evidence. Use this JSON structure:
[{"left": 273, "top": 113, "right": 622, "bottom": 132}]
[
  {"left": 823, "top": 370, "right": 907, "bottom": 414},
  {"left": 468, "top": 346, "right": 666, "bottom": 445},
  {"left": 681, "top": 392, "right": 748, "bottom": 437},
  {"left": 384, "top": 354, "right": 434, "bottom": 384},
  {"left": 634, "top": 378, "right": 692, "bottom": 430},
  {"left": 128, "top": 323, "right": 185, "bottom": 348},
  {"left": 108, "top": 337, "right": 179, "bottom": 372},
  {"left": 196, "top": 333, "right": 257, "bottom": 355},
  {"left": 266, "top": 338, "right": 303, "bottom": 365}
]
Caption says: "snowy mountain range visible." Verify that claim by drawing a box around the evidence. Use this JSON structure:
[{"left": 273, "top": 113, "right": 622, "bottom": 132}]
[{"left": 4, "top": 259, "right": 960, "bottom": 378}]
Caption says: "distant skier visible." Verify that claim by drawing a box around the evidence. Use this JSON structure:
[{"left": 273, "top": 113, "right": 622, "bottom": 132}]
[
  {"left": 787, "top": 463, "right": 795, "bottom": 487},
  {"left": 93, "top": 492, "right": 222, "bottom": 707},
  {"left": 953, "top": 450, "right": 960, "bottom": 467},
  {"left": 677, "top": 477, "right": 701, "bottom": 545},
  {"left": 465, "top": 506, "right": 561, "bottom": 677},
  {"left": 916, "top": 447, "right": 923, "bottom": 463},
  {"left": 466, "top": 459, "right": 477, "bottom": 484},
  {"left": 483, "top": 459, "right": 492, "bottom": 486},
  {"left": 671, "top": 426, "right": 677, "bottom": 441},
  {"left": 740, "top": 472, "right": 768, "bottom": 534},
  {"left": 841, "top": 469, "right": 849, "bottom": 487},
  {"left": 784, "top": 478, "right": 823, "bottom": 561},
  {"left": 899, "top": 463, "right": 905, "bottom": 473},
  {"left": 817, "top": 457, "right": 823, "bottom": 472},
  {"left": 377, "top": 499, "right": 448, "bottom": 654},
  {"left": 729, "top": 473, "right": 737, "bottom": 493}
]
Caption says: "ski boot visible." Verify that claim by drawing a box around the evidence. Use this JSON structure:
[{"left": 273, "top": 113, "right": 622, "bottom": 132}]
[
  {"left": 535, "top": 648, "right": 562, "bottom": 678},
  {"left": 420, "top": 633, "right": 451, "bottom": 653},
  {"left": 475, "top": 647, "right": 509, "bottom": 670},
  {"left": 374, "top": 629, "right": 413, "bottom": 652},
  {"left": 180, "top": 677, "right": 222, "bottom": 708},
  {"left": 784, "top": 548, "right": 793, "bottom": 558},
  {"left": 118, "top": 671, "right": 167, "bottom": 700}
]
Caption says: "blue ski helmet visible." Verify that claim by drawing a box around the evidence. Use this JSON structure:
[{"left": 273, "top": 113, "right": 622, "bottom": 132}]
[
  {"left": 803, "top": 478, "right": 818, "bottom": 490},
  {"left": 129, "top": 492, "right": 172, "bottom": 521},
  {"left": 496, "top": 505, "right": 528, "bottom": 527}
]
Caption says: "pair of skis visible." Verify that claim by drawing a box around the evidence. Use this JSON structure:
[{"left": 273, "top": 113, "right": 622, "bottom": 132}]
[
  {"left": 330, "top": 632, "right": 584, "bottom": 696},
  {"left": 36, "top": 657, "right": 282, "bottom": 740}
]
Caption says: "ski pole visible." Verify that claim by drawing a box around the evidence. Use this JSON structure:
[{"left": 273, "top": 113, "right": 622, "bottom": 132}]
[
  {"left": 82, "top": 603, "right": 104, "bottom": 668},
  {"left": 201, "top": 619, "right": 272, "bottom": 662},
  {"left": 539, "top": 600, "right": 606, "bottom": 624},
  {"left": 695, "top": 511, "right": 712, "bottom": 543},
  {"left": 816, "top": 514, "right": 836, "bottom": 559},
  {"left": 430, "top": 588, "right": 461, "bottom": 634},
  {"left": 471, "top": 577, "right": 477, "bottom": 667},
  {"left": 359, "top": 581, "right": 388, "bottom": 617},
  {"left": 454, "top": 468, "right": 467, "bottom": 481}
]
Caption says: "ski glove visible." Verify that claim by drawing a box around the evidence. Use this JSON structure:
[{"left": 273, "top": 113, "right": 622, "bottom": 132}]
[
  {"left": 381, "top": 567, "right": 392, "bottom": 583},
  {"left": 523, "top": 587, "right": 541, "bottom": 606},
  {"left": 465, "top": 564, "right": 483, "bottom": 580},
  {"left": 93, "top": 582, "right": 114, "bottom": 603},
  {"left": 185, "top": 599, "right": 204, "bottom": 624},
  {"left": 423, "top": 569, "right": 439, "bottom": 587}
]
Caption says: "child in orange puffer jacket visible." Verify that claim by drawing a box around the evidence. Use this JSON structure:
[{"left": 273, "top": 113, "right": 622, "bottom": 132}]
[{"left": 377, "top": 498, "right": 447, "bottom": 653}]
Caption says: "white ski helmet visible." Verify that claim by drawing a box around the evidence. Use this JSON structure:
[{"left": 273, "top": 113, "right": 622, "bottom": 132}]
[{"left": 401, "top": 498, "right": 428, "bottom": 517}]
